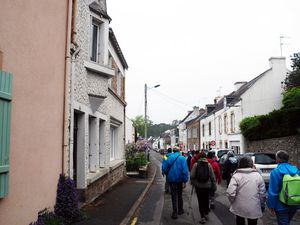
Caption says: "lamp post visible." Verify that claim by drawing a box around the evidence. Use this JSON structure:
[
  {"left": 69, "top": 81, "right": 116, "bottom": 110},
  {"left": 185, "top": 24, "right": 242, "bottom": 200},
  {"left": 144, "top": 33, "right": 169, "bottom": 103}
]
[{"left": 144, "top": 83, "right": 160, "bottom": 140}]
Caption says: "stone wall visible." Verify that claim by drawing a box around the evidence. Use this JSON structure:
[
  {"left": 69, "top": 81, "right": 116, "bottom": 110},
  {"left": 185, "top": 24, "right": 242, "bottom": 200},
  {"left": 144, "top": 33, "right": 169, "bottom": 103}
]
[
  {"left": 79, "top": 164, "right": 125, "bottom": 203},
  {"left": 246, "top": 135, "right": 300, "bottom": 168}
]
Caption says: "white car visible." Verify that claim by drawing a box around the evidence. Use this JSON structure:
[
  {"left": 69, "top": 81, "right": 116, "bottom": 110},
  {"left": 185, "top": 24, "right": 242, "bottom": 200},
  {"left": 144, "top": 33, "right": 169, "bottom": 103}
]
[{"left": 244, "top": 152, "right": 277, "bottom": 184}]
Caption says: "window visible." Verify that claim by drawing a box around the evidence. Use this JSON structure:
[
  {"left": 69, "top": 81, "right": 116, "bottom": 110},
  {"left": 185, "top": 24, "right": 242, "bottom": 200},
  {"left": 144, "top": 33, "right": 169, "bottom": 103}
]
[
  {"left": 90, "top": 18, "right": 104, "bottom": 63},
  {"left": 110, "top": 126, "right": 118, "bottom": 161},
  {"left": 218, "top": 116, "right": 222, "bottom": 134},
  {"left": 188, "top": 129, "right": 192, "bottom": 138},
  {"left": 202, "top": 124, "right": 205, "bottom": 137},
  {"left": 117, "top": 71, "right": 122, "bottom": 96},
  {"left": 209, "top": 122, "right": 211, "bottom": 136},
  {"left": 192, "top": 127, "right": 198, "bottom": 138},
  {"left": 0, "top": 71, "right": 12, "bottom": 198},
  {"left": 90, "top": 22, "right": 99, "bottom": 62},
  {"left": 99, "top": 119, "right": 105, "bottom": 167},
  {"left": 230, "top": 112, "right": 235, "bottom": 133},
  {"left": 224, "top": 114, "right": 228, "bottom": 134}
]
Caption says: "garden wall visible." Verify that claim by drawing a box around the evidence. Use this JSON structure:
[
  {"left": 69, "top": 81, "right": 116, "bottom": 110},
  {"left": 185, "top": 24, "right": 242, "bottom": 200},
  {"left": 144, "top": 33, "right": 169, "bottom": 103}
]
[{"left": 246, "top": 135, "right": 300, "bottom": 168}]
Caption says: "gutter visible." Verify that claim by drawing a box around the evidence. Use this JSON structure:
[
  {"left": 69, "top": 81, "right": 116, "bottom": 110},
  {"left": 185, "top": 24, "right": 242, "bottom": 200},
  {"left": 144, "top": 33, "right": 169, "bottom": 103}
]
[{"left": 62, "top": 0, "right": 72, "bottom": 174}]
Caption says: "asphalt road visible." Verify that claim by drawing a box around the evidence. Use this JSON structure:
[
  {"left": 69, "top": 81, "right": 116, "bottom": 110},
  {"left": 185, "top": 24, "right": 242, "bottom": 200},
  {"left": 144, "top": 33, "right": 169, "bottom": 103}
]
[{"left": 131, "top": 150, "right": 300, "bottom": 225}]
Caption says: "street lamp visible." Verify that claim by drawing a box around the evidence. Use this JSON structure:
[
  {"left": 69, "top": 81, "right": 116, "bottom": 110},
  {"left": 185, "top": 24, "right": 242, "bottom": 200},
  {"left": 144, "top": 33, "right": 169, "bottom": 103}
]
[{"left": 144, "top": 83, "right": 160, "bottom": 140}]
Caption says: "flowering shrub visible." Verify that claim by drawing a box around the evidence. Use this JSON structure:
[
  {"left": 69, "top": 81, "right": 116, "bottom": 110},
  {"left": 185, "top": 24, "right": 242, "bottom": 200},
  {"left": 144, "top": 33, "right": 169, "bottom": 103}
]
[
  {"left": 125, "top": 140, "right": 149, "bottom": 171},
  {"left": 54, "top": 174, "right": 82, "bottom": 224}
]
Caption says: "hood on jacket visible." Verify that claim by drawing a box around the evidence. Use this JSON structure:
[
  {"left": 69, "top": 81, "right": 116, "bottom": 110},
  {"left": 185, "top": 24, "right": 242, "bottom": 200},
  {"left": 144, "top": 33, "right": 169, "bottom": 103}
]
[{"left": 277, "top": 163, "right": 298, "bottom": 176}]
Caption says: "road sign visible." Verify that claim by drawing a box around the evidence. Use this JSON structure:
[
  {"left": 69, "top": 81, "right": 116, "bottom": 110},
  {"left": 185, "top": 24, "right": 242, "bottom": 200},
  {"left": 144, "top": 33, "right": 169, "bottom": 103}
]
[{"left": 210, "top": 140, "right": 216, "bottom": 146}]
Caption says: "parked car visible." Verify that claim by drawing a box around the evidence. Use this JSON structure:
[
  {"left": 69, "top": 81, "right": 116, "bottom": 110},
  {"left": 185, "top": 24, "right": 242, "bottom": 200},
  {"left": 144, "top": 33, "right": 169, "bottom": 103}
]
[{"left": 244, "top": 152, "right": 277, "bottom": 185}]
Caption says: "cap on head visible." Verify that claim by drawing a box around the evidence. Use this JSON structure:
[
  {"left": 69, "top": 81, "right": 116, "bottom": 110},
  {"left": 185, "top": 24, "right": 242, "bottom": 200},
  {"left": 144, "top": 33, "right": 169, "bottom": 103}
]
[{"left": 173, "top": 146, "right": 180, "bottom": 152}]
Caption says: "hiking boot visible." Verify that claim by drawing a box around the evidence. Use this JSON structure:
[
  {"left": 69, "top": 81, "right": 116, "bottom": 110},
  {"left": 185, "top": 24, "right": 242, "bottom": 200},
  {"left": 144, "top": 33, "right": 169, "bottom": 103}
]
[
  {"left": 178, "top": 209, "right": 184, "bottom": 215},
  {"left": 199, "top": 218, "right": 206, "bottom": 224},
  {"left": 171, "top": 212, "right": 178, "bottom": 219}
]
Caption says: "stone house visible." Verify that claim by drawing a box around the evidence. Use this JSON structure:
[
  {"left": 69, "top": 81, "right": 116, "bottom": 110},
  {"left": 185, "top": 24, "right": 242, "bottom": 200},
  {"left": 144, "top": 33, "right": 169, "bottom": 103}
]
[
  {"left": 200, "top": 57, "right": 288, "bottom": 153},
  {"left": 69, "top": 0, "right": 128, "bottom": 203},
  {"left": 186, "top": 109, "right": 205, "bottom": 150}
]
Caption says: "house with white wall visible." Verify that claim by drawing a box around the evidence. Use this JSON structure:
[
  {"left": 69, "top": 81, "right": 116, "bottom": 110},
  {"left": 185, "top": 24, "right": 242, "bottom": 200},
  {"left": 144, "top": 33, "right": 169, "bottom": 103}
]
[
  {"left": 70, "top": 0, "right": 128, "bottom": 203},
  {"left": 200, "top": 57, "right": 288, "bottom": 153},
  {"left": 125, "top": 116, "right": 135, "bottom": 144}
]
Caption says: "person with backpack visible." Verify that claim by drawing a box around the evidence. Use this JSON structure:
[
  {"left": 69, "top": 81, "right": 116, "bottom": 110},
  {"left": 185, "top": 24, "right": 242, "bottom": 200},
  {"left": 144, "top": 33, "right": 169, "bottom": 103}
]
[
  {"left": 268, "top": 150, "right": 300, "bottom": 225},
  {"left": 207, "top": 151, "right": 221, "bottom": 209},
  {"left": 189, "top": 150, "right": 200, "bottom": 171},
  {"left": 226, "top": 156, "right": 266, "bottom": 225},
  {"left": 162, "top": 147, "right": 189, "bottom": 219},
  {"left": 190, "top": 151, "right": 216, "bottom": 224},
  {"left": 161, "top": 148, "right": 173, "bottom": 194},
  {"left": 223, "top": 151, "right": 238, "bottom": 187}
]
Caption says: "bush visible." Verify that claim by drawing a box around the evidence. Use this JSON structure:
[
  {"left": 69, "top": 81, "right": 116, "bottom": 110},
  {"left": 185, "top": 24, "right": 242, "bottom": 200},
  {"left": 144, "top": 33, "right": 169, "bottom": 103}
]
[
  {"left": 282, "top": 87, "right": 300, "bottom": 109},
  {"left": 54, "top": 174, "right": 82, "bottom": 224},
  {"left": 29, "top": 209, "right": 63, "bottom": 225},
  {"left": 240, "top": 108, "right": 300, "bottom": 141},
  {"left": 126, "top": 153, "right": 148, "bottom": 172}
]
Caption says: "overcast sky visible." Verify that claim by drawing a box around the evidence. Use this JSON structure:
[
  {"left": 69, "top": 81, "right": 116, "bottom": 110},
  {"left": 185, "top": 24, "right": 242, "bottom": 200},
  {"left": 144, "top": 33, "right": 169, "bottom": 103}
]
[{"left": 108, "top": 0, "right": 300, "bottom": 124}]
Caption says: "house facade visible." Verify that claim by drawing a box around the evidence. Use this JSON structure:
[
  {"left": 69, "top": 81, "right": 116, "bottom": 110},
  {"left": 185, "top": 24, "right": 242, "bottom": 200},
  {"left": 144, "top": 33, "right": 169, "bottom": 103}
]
[
  {"left": 0, "top": 1, "right": 69, "bottom": 224},
  {"left": 69, "top": 0, "right": 128, "bottom": 203},
  {"left": 200, "top": 57, "right": 287, "bottom": 153},
  {"left": 178, "top": 106, "right": 201, "bottom": 151}
]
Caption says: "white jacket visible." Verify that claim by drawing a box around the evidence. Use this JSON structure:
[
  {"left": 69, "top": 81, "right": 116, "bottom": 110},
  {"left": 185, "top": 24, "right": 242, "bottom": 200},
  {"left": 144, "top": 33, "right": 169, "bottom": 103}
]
[{"left": 226, "top": 168, "right": 266, "bottom": 219}]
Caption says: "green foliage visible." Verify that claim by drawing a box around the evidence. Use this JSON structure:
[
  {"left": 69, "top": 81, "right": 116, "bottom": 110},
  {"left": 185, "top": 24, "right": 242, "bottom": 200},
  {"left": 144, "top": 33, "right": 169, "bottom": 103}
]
[
  {"left": 125, "top": 143, "right": 148, "bottom": 171},
  {"left": 240, "top": 108, "right": 300, "bottom": 141},
  {"left": 282, "top": 87, "right": 300, "bottom": 109},
  {"left": 284, "top": 53, "right": 300, "bottom": 91},
  {"left": 29, "top": 208, "right": 64, "bottom": 225}
]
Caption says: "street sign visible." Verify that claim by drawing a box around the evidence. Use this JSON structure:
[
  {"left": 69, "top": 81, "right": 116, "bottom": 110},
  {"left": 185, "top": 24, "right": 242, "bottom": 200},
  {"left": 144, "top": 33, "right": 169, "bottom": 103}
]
[{"left": 210, "top": 140, "right": 216, "bottom": 146}]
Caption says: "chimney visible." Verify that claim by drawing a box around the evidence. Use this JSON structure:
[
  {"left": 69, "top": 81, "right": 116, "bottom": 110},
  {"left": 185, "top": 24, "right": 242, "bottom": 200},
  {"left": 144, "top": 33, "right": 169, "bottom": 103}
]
[
  {"left": 269, "top": 57, "right": 286, "bottom": 69},
  {"left": 234, "top": 81, "right": 247, "bottom": 91},
  {"left": 193, "top": 106, "right": 199, "bottom": 112}
]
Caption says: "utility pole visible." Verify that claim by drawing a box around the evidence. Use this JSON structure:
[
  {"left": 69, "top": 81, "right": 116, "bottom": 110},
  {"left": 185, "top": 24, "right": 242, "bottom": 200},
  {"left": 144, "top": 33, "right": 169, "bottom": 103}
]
[{"left": 144, "top": 83, "right": 148, "bottom": 140}]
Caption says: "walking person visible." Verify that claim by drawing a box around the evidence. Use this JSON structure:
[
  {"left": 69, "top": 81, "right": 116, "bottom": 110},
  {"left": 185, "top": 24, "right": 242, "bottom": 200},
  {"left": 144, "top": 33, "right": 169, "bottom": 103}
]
[
  {"left": 162, "top": 147, "right": 189, "bottom": 219},
  {"left": 268, "top": 150, "right": 300, "bottom": 225},
  {"left": 190, "top": 151, "right": 216, "bottom": 224},
  {"left": 189, "top": 150, "right": 200, "bottom": 171},
  {"left": 223, "top": 151, "right": 238, "bottom": 187},
  {"left": 161, "top": 148, "right": 172, "bottom": 194},
  {"left": 207, "top": 151, "right": 221, "bottom": 209},
  {"left": 226, "top": 156, "right": 266, "bottom": 225}
]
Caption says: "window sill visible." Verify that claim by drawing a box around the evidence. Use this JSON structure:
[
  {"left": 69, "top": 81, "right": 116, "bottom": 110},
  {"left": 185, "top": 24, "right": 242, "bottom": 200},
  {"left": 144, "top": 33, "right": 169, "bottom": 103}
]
[
  {"left": 84, "top": 60, "right": 115, "bottom": 77},
  {"left": 87, "top": 167, "right": 109, "bottom": 185},
  {"left": 109, "top": 159, "right": 125, "bottom": 171}
]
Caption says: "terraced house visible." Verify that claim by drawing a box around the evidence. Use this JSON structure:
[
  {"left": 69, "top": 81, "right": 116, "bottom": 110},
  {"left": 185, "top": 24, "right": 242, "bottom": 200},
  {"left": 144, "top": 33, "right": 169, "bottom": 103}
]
[{"left": 70, "top": 0, "right": 128, "bottom": 203}]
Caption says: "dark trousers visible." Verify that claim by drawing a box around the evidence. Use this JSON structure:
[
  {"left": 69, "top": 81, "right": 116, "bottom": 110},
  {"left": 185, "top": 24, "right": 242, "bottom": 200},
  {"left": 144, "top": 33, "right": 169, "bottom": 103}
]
[
  {"left": 195, "top": 187, "right": 210, "bottom": 218},
  {"left": 165, "top": 177, "right": 170, "bottom": 193},
  {"left": 236, "top": 215, "right": 257, "bottom": 225},
  {"left": 170, "top": 182, "right": 183, "bottom": 214},
  {"left": 275, "top": 209, "right": 297, "bottom": 225}
]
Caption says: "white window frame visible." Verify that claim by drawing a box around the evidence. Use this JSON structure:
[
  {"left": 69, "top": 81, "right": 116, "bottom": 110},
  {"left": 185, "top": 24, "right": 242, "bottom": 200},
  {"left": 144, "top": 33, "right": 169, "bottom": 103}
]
[
  {"left": 230, "top": 112, "right": 235, "bottom": 133},
  {"left": 90, "top": 16, "right": 104, "bottom": 64}
]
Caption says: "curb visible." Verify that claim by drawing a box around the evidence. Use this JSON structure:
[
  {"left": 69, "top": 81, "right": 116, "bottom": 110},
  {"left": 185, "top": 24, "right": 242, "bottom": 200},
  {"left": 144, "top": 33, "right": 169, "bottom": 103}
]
[{"left": 119, "top": 163, "right": 157, "bottom": 225}]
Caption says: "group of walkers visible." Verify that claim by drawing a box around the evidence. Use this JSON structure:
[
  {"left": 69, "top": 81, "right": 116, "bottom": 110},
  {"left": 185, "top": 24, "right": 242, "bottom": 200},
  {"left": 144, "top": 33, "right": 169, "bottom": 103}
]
[{"left": 161, "top": 148, "right": 300, "bottom": 225}]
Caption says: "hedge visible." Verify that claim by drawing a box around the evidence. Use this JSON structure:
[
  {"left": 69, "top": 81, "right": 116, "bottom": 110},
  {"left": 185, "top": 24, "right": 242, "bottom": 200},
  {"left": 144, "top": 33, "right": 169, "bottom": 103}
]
[{"left": 240, "top": 108, "right": 300, "bottom": 141}]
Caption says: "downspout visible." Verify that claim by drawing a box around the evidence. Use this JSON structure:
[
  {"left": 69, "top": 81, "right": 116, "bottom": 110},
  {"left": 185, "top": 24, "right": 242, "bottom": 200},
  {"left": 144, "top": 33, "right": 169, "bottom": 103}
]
[{"left": 62, "top": 0, "right": 72, "bottom": 174}]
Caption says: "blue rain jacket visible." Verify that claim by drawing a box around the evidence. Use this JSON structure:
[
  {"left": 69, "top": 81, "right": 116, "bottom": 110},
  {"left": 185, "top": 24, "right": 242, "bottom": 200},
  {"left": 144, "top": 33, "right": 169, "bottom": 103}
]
[
  {"left": 162, "top": 152, "right": 189, "bottom": 183},
  {"left": 268, "top": 163, "right": 300, "bottom": 211}
]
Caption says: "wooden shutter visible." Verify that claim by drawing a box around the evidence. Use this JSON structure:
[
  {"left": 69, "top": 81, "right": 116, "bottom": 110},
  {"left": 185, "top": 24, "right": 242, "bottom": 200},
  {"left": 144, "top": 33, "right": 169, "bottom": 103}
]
[{"left": 0, "top": 71, "right": 12, "bottom": 198}]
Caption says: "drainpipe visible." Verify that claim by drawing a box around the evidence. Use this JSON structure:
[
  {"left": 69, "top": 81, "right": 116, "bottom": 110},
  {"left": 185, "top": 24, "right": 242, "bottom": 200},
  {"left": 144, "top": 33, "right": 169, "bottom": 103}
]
[{"left": 62, "top": 0, "right": 72, "bottom": 174}]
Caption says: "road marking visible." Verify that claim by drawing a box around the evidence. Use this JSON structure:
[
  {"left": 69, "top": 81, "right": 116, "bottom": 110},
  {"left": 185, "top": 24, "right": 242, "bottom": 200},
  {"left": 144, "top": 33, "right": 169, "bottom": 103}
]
[{"left": 130, "top": 217, "right": 138, "bottom": 225}]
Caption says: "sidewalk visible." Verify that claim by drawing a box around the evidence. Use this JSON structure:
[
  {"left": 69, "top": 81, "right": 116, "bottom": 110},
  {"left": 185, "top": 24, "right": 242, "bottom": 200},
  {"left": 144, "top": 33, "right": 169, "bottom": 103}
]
[{"left": 74, "top": 163, "right": 157, "bottom": 225}]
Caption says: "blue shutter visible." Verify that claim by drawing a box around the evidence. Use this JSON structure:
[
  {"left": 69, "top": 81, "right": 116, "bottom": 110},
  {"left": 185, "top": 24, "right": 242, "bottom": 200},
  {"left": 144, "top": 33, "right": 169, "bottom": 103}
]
[{"left": 0, "top": 71, "right": 12, "bottom": 198}]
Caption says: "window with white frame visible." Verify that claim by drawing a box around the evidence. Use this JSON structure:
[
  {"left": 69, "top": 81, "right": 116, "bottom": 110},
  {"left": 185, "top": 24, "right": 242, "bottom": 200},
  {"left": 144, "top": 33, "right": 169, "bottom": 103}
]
[
  {"left": 202, "top": 124, "right": 205, "bottom": 137},
  {"left": 110, "top": 126, "right": 118, "bottom": 161},
  {"left": 218, "top": 116, "right": 222, "bottom": 134},
  {"left": 188, "top": 128, "right": 192, "bottom": 138},
  {"left": 209, "top": 122, "right": 211, "bottom": 136},
  {"left": 224, "top": 114, "right": 228, "bottom": 134},
  {"left": 90, "top": 18, "right": 104, "bottom": 63},
  {"left": 230, "top": 112, "right": 235, "bottom": 133}
]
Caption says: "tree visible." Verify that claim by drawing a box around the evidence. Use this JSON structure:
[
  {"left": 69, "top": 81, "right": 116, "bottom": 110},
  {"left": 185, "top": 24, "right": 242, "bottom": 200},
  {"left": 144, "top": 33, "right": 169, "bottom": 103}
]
[
  {"left": 132, "top": 115, "right": 153, "bottom": 137},
  {"left": 284, "top": 52, "right": 300, "bottom": 90},
  {"left": 282, "top": 87, "right": 300, "bottom": 109}
]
